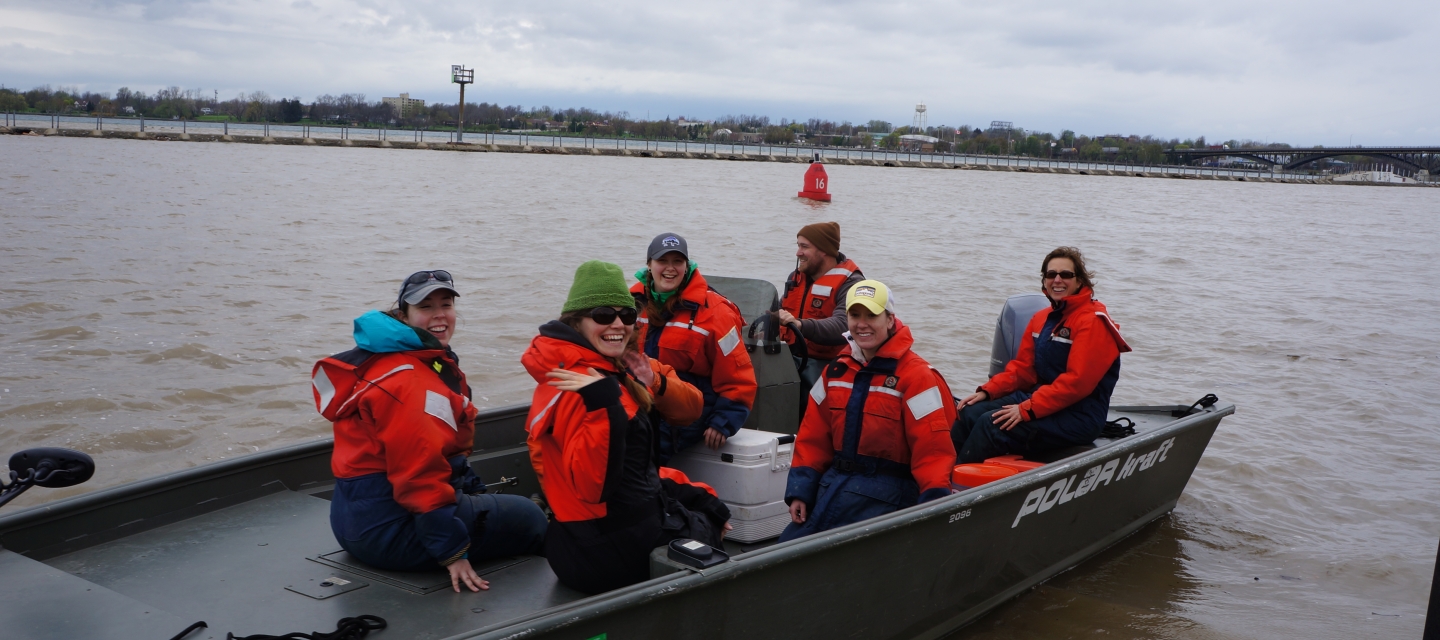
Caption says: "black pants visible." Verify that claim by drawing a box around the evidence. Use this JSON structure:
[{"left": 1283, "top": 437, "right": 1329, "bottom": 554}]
[{"left": 544, "top": 479, "right": 729, "bottom": 595}]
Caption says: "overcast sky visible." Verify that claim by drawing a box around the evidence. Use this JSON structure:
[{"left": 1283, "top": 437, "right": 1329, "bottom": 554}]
[{"left": 3, "top": 0, "right": 1435, "bottom": 145}]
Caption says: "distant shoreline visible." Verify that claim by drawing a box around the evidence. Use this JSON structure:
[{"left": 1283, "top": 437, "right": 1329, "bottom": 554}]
[{"left": 7, "top": 126, "right": 1432, "bottom": 188}]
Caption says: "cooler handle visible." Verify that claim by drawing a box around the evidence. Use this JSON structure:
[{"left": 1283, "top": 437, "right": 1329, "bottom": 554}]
[{"left": 770, "top": 435, "right": 794, "bottom": 473}]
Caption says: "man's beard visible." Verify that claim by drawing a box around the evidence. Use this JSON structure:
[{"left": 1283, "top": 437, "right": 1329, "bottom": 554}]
[{"left": 799, "top": 258, "right": 823, "bottom": 278}]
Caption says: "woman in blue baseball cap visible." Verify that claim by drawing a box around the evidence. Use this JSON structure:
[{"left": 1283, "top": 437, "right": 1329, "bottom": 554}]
[{"left": 630, "top": 232, "right": 758, "bottom": 463}]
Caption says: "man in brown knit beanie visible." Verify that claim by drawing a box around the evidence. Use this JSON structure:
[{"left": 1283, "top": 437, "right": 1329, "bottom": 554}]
[{"left": 776, "top": 222, "right": 865, "bottom": 418}]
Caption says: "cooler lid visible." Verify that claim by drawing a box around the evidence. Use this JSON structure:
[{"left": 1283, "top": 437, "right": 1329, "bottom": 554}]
[{"left": 676, "top": 428, "right": 793, "bottom": 463}]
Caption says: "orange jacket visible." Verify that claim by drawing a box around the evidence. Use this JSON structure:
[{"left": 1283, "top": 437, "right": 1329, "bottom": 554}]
[
  {"left": 790, "top": 320, "right": 958, "bottom": 496},
  {"left": 523, "top": 321, "right": 673, "bottom": 522},
  {"left": 522, "top": 341, "right": 703, "bottom": 492},
  {"left": 980, "top": 288, "right": 1131, "bottom": 420},
  {"left": 648, "top": 356, "right": 704, "bottom": 427},
  {"left": 779, "top": 256, "right": 862, "bottom": 360},
  {"left": 631, "top": 269, "right": 757, "bottom": 436},
  {"left": 316, "top": 349, "right": 477, "bottom": 516}
]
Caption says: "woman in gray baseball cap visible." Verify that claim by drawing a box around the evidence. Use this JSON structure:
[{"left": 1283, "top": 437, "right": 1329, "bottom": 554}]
[
  {"left": 314, "top": 269, "right": 547, "bottom": 594},
  {"left": 629, "top": 233, "right": 758, "bottom": 463}
]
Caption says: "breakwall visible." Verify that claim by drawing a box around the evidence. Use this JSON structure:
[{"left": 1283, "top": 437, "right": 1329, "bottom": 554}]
[{"left": 5, "top": 126, "right": 1430, "bottom": 187}]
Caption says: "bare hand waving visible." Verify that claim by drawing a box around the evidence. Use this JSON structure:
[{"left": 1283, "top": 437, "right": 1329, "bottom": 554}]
[{"left": 546, "top": 367, "right": 605, "bottom": 391}]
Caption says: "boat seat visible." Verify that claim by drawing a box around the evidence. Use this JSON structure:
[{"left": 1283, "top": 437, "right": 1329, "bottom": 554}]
[{"left": 1024, "top": 444, "right": 1096, "bottom": 464}]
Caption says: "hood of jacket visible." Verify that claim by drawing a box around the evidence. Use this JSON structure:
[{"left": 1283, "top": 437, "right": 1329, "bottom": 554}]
[
  {"left": 521, "top": 320, "right": 621, "bottom": 383},
  {"left": 1054, "top": 288, "right": 1132, "bottom": 353},
  {"left": 352, "top": 310, "right": 444, "bottom": 353}
]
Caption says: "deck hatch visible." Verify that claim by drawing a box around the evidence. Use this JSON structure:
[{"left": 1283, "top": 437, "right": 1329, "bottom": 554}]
[
  {"left": 285, "top": 574, "right": 369, "bottom": 600},
  {"left": 308, "top": 550, "right": 529, "bottom": 595}
]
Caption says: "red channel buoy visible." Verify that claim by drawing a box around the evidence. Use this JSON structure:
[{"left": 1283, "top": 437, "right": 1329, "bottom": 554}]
[{"left": 798, "top": 159, "right": 832, "bottom": 202}]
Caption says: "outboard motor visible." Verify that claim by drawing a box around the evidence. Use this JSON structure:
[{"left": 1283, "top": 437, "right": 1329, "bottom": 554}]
[{"left": 988, "top": 293, "right": 1051, "bottom": 377}]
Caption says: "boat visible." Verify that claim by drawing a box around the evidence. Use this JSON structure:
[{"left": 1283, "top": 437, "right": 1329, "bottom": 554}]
[{"left": 0, "top": 277, "right": 1234, "bottom": 640}]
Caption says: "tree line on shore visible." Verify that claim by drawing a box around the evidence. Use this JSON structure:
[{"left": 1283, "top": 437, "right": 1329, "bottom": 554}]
[{"left": 2, "top": 84, "right": 1299, "bottom": 163}]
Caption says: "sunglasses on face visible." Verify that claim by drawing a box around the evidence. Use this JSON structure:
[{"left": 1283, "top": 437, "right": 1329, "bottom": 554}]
[
  {"left": 405, "top": 270, "right": 453, "bottom": 286},
  {"left": 1043, "top": 270, "right": 1077, "bottom": 280},
  {"left": 587, "top": 306, "right": 639, "bottom": 326}
]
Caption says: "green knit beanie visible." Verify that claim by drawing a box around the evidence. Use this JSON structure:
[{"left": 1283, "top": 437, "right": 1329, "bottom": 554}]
[{"left": 562, "top": 260, "right": 636, "bottom": 314}]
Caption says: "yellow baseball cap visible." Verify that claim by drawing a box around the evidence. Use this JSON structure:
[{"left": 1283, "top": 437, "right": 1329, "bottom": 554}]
[{"left": 845, "top": 279, "right": 896, "bottom": 315}]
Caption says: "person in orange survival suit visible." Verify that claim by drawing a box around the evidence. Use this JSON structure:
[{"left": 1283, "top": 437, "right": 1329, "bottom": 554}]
[
  {"left": 525, "top": 311, "right": 707, "bottom": 491},
  {"left": 951, "top": 247, "right": 1132, "bottom": 463},
  {"left": 524, "top": 260, "right": 731, "bottom": 594},
  {"left": 315, "top": 270, "right": 547, "bottom": 594},
  {"left": 630, "top": 233, "right": 757, "bottom": 463},
  {"left": 780, "top": 279, "right": 957, "bottom": 542},
  {"left": 776, "top": 222, "right": 865, "bottom": 416}
]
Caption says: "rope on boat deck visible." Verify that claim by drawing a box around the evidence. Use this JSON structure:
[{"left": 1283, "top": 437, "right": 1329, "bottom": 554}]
[
  {"left": 169, "top": 614, "right": 387, "bottom": 640},
  {"left": 168, "top": 621, "right": 207, "bottom": 640},
  {"left": 1100, "top": 417, "right": 1137, "bottom": 439}
]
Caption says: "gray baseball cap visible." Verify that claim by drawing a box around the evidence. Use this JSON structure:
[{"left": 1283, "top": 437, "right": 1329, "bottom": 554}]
[
  {"left": 398, "top": 270, "right": 460, "bottom": 305},
  {"left": 647, "top": 232, "right": 689, "bottom": 261}
]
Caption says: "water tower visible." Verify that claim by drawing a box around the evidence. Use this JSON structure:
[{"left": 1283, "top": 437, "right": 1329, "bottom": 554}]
[{"left": 912, "top": 103, "right": 927, "bottom": 134}]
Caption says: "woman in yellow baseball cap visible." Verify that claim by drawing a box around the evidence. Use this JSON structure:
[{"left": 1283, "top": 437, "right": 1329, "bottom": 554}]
[{"left": 779, "top": 279, "right": 959, "bottom": 540}]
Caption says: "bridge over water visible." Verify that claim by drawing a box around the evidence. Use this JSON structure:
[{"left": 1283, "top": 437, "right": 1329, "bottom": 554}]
[{"left": 1167, "top": 146, "right": 1440, "bottom": 173}]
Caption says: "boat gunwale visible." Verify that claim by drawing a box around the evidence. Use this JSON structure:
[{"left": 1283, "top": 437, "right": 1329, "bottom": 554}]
[
  {"left": 0, "top": 401, "right": 1232, "bottom": 640},
  {"left": 0, "top": 403, "right": 531, "bottom": 535},
  {"left": 447, "top": 401, "right": 1235, "bottom": 640}
]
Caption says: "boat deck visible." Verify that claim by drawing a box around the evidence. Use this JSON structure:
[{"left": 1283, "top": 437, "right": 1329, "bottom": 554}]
[
  {"left": 33, "top": 489, "right": 574, "bottom": 639},
  {"left": 0, "top": 405, "right": 1196, "bottom": 640}
]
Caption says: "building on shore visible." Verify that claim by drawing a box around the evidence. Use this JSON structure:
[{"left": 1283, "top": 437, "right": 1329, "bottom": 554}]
[
  {"left": 899, "top": 134, "right": 940, "bottom": 152},
  {"left": 382, "top": 93, "right": 425, "bottom": 117}
]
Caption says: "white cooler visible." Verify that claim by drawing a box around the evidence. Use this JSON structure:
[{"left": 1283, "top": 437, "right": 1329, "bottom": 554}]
[{"left": 667, "top": 429, "right": 794, "bottom": 543}]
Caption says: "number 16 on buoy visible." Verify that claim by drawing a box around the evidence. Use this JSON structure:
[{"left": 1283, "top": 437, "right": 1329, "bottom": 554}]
[{"left": 798, "top": 154, "right": 832, "bottom": 202}]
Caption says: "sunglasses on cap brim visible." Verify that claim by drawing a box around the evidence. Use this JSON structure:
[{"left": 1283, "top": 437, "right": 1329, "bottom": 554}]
[
  {"left": 398, "top": 270, "right": 456, "bottom": 301},
  {"left": 404, "top": 270, "right": 453, "bottom": 286}
]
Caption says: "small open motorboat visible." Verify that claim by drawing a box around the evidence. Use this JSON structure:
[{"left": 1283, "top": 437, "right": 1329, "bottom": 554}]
[{"left": 0, "top": 277, "right": 1233, "bottom": 640}]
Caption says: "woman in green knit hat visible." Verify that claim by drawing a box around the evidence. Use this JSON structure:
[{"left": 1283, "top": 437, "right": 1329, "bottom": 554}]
[{"left": 521, "top": 260, "right": 732, "bottom": 594}]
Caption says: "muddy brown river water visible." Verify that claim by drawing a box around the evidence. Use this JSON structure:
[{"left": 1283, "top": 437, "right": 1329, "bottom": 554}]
[{"left": 2, "top": 135, "right": 1437, "bottom": 638}]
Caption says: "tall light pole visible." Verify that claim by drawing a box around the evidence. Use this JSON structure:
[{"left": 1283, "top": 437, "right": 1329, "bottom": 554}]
[{"left": 451, "top": 65, "right": 474, "bottom": 143}]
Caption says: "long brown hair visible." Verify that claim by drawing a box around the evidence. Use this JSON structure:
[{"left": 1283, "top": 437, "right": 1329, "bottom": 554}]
[
  {"left": 559, "top": 310, "right": 653, "bottom": 413},
  {"left": 1041, "top": 246, "right": 1096, "bottom": 291},
  {"left": 643, "top": 290, "right": 682, "bottom": 325}
]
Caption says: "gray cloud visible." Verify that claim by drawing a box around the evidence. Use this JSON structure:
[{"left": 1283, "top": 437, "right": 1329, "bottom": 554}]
[{"left": 2, "top": 0, "right": 1435, "bottom": 144}]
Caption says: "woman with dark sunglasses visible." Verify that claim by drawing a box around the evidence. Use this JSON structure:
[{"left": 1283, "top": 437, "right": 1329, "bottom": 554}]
[
  {"left": 314, "top": 270, "right": 547, "bottom": 594},
  {"left": 950, "top": 247, "right": 1133, "bottom": 463},
  {"left": 522, "top": 260, "right": 731, "bottom": 594}
]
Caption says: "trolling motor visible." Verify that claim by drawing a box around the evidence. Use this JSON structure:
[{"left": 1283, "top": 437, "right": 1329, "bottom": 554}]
[{"left": 0, "top": 447, "right": 95, "bottom": 509}]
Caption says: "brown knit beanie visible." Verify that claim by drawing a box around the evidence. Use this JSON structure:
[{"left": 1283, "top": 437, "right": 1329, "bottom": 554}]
[{"left": 798, "top": 221, "right": 840, "bottom": 258}]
